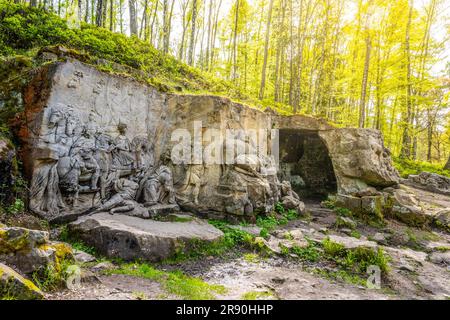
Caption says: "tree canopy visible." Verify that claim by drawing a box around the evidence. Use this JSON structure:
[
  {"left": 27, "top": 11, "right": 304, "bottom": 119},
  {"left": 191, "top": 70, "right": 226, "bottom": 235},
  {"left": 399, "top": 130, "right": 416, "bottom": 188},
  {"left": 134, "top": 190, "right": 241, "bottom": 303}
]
[{"left": 1, "top": 0, "right": 449, "bottom": 166}]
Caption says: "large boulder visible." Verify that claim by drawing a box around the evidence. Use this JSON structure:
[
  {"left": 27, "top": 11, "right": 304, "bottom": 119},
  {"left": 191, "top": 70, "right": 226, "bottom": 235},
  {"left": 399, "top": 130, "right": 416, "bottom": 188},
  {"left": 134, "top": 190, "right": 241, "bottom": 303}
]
[
  {"left": 383, "top": 188, "right": 433, "bottom": 227},
  {"left": 402, "top": 172, "right": 450, "bottom": 196},
  {"left": 0, "top": 263, "right": 43, "bottom": 300},
  {"left": 0, "top": 224, "right": 73, "bottom": 274},
  {"left": 433, "top": 209, "right": 450, "bottom": 233},
  {"left": 68, "top": 212, "right": 223, "bottom": 262},
  {"left": 319, "top": 129, "right": 400, "bottom": 194}
]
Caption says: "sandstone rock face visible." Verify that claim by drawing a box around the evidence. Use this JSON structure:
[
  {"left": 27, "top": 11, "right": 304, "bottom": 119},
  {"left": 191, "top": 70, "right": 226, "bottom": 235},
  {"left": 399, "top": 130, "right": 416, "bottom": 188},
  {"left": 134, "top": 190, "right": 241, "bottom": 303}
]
[
  {"left": 319, "top": 129, "right": 400, "bottom": 194},
  {"left": 68, "top": 212, "right": 224, "bottom": 262},
  {"left": 0, "top": 224, "right": 73, "bottom": 274},
  {"left": 434, "top": 209, "right": 450, "bottom": 232},
  {"left": 0, "top": 262, "right": 43, "bottom": 300},
  {"left": 19, "top": 58, "right": 400, "bottom": 223},
  {"left": 0, "top": 138, "right": 18, "bottom": 204},
  {"left": 402, "top": 172, "right": 450, "bottom": 196}
]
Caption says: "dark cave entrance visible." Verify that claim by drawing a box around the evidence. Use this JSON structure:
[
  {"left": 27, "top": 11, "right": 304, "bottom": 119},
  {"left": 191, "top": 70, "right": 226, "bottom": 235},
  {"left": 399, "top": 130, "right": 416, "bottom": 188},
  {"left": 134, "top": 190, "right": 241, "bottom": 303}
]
[{"left": 278, "top": 129, "right": 337, "bottom": 200}]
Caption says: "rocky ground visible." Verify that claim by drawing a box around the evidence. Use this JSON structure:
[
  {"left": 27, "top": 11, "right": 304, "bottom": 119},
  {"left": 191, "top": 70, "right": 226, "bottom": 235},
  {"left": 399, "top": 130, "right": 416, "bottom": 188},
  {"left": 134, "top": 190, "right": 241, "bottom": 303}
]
[{"left": 44, "top": 186, "right": 450, "bottom": 301}]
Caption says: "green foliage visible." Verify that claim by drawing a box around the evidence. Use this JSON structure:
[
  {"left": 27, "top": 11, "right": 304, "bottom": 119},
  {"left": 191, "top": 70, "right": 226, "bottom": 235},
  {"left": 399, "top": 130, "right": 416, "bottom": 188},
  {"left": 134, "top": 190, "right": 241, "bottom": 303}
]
[
  {"left": 350, "top": 230, "right": 362, "bottom": 239},
  {"left": 256, "top": 203, "right": 300, "bottom": 237},
  {"left": 58, "top": 225, "right": 97, "bottom": 256},
  {"left": 334, "top": 207, "right": 353, "bottom": 218},
  {"left": 108, "top": 262, "right": 227, "bottom": 300},
  {"left": 5, "top": 198, "right": 24, "bottom": 215},
  {"left": 31, "top": 258, "right": 72, "bottom": 291},
  {"left": 0, "top": 3, "right": 247, "bottom": 101},
  {"left": 393, "top": 157, "right": 450, "bottom": 178},
  {"left": 241, "top": 290, "right": 274, "bottom": 300},
  {"left": 289, "top": 240, "right": 323, "bottom": 263},
  {"left": 164, "top": 220, "right": 254, "bottom": 263},
  {"left": 322, "top": 238, "right": 390, "bottom": 274}
]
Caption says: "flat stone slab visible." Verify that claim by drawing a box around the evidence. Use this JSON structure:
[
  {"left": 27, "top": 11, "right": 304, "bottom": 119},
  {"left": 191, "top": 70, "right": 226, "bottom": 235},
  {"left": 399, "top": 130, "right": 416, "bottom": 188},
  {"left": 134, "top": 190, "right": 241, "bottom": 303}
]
[
  {"left": 327, "top": 235, "right": 378, "bottom": 250},
  {"left": 68, "top": 213, "right": 223, "bottom": 262}
]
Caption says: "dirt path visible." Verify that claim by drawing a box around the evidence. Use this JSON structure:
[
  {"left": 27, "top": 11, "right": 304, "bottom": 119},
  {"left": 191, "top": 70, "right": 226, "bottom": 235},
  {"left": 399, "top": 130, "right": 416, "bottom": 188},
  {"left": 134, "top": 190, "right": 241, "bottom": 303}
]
[{"left": 47, "top": 199, "right": 450, "bottom": 300}]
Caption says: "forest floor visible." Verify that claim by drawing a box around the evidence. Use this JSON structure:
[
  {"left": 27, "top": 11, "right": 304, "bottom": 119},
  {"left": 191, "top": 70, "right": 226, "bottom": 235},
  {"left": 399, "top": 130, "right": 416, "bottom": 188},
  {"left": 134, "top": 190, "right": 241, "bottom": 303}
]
[{"left": 47, "top": 187, "right": 450, "bottom": 300}]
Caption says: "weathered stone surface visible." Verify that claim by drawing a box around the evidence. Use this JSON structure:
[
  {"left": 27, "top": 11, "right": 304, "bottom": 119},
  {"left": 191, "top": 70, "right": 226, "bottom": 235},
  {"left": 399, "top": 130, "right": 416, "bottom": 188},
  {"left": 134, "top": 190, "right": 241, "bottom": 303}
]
[
  {"left": 327, "top": 235, "right": 378, "bottom": 250},
  {"left": 68, "top": 212, "right": 224, "bottom": 262},
  {"left": 433, "top": 209, "right": 450, "bottom": 232},
  {"left": 384, "top": 188, "right": 433, "bottom": 227},
  {"left": 402, "top": 172, "right": 450, "bottom": 196},
  {"left": 319, "top": 129, "right": 399, "bottom": 194},
  {"left": 428, "top": 251, "right": 450, "bottom": 266},
  {"left": 73, "top": 249, "right": 96, "bottom": 263},
  {"left": 0, "top": 138, "right": 18, "bottom": 204},
  {"left": 335, "top": 216, "right": 357, "bottom": 229},
  {"left": 0, "top": 225, "right": 73, "bottom": 274},
  {"left": 0, "top": 263, "right": 43, "bottom": 300},
  {"left": 19, "top": 58, "right": 404, "bottom": 222},
  {"left": 229, "top": 225, "right": 262, "bottom": 237}
]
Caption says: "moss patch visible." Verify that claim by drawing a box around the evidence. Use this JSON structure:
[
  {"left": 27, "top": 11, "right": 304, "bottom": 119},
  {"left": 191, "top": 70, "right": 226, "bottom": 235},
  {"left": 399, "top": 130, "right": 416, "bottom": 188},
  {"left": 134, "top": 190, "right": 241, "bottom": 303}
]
[{"left": 107, "top": 263, "right": 227, "bottom": 300}]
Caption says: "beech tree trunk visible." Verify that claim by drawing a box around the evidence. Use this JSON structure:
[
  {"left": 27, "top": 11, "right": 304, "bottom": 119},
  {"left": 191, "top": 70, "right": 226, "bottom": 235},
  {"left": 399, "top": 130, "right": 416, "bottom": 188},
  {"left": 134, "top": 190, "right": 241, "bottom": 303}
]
[
  {"left": 188, "top": 0, "right": 198, "bottom": 65},
  {"left": 129, "top": 0, "right": 138, "bottom": 36},
  {"left": 259, "top": 0, "right": 274, "bottom": 100}
]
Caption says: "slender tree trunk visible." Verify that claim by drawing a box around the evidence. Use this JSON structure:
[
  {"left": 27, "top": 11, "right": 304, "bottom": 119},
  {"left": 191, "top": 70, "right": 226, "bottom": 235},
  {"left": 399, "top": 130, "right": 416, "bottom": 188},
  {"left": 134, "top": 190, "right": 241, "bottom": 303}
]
[
  {"left": 149, "top": 0, "right": 159, "bottom": 45},
  {"left": 205, "top": 0, "right": 213, "bottom": 70},
  {"left": 85, "top": 0, "right": 89, "bottom": 22},
  {"left": 129, "top": 0, "right": 138, "bottom": 36},
  {"left": 178, "top": 1, "right": 189, "bottom": 60},
  {"left": 275, "top": 0, "right": 286, "bottom": 102},
  {"left": 163, "top": 0, "right": 169, "bottom": 53},
  {"left": 188, "top": 0, "right": 198, "bottom": 65},
  {"left": 210, "top": 0, "right": 222, "bottom": 67},
  {"left": 166, "top": 0, "right": 176, "bottom": 54},
  {"left": 259, "top": 0, "right": 274, "bottom": 100},
  {"left": 400, "top": 0, "right": 414, "bottom": 158},
  {"left": 288, "top": 0, "right": 294, "bottom": 107},
  {"left": 140, "top": 0, "right": 148, "bottom": 38},
  {"left": 78, "top": 0, "right": 83, "bottom": 21},
  {"left": 96, "top": 0, "right": 103, "bottom": 27},
  {"left": 231, "top": 0, "right": 240, "bottom": 81},
  {"left": 359, "top": 34, "right": 371, "bottom": 128},
  {"left": 444, "top": 156, "right": 450, "bottom": 170},
  {"left": 109, "top": 0, "right": 114, "bottom": 31}
]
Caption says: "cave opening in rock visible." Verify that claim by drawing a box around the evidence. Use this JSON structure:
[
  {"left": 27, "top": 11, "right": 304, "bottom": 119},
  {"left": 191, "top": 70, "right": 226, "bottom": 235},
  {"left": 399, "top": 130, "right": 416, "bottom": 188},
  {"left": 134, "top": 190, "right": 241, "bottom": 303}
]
[{"left": 278, "top": 129, "right": 337, "bottom": 200}]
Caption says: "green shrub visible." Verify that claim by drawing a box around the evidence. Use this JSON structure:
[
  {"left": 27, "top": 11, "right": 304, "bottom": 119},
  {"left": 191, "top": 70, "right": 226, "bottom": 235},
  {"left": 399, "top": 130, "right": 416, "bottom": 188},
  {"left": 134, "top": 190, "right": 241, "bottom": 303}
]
[
  {"left": 108, "top": 262, "right": 227, "bottom": 300},
  {"left": 6, "top": 198, "right": 25, "bottom": 214},
  {"left": 0, "top": 2, "right": 247, "bottom": 101},
  {"left": 393, "top": 157, "right": 450, "bottom": 178}
]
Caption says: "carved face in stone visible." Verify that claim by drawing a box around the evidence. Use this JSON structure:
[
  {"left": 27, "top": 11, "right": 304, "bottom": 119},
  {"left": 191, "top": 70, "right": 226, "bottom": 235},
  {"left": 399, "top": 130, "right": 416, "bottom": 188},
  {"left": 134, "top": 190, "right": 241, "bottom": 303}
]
[
  {"left": 117, "top": 123, "right": 128, "bottom": 135},
  {"left": 65, "top": 116, "right": 80, "bottom": 137},
  {"left": 48, "top": 108, "right": 65, "bottom": 129}
]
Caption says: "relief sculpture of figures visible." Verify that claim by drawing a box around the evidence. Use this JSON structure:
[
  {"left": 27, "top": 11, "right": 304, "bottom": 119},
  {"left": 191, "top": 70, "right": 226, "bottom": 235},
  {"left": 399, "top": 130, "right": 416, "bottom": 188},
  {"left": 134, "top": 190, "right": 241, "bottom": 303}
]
[{"left": 28, "top": 104, "right": 178, "bottom": 222}]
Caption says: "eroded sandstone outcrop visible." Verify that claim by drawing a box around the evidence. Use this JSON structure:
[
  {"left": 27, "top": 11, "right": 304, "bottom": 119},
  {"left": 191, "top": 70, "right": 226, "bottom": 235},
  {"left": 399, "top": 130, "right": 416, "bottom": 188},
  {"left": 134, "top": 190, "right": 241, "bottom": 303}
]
[
  {"left": 0, "top": 223, "right": 73, "bottom": 274},
  {"left": 0, "top": 262, "right": 43, "bottom": 300},
  {"left": 402, "top": 172, "right": 450, "bottom": 196},
  {"left": 17, "top": 56, "right": 400, "bottom": 227},
  {"left": 0, "top": 137, "right": 18, "bottom": 204}
]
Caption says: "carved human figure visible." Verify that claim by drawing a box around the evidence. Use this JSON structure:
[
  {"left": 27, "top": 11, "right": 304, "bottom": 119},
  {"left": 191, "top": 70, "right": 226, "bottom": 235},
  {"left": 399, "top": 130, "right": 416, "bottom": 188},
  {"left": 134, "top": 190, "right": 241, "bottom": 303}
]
[
  {"left": 186, "top": 165, "right": 204, "bottom": 205},
  {"left": 112, "top": 123, "right": 136, "bottom": 170},
  {"left": 88, "top": 178, "right": 139, "bottom": 214},
  {"left": 77, "top": 147, "right": 101, "bottom": 191},
  {"left": 132, "top": 136, "right": 154, "bottom": 172},
  {"left": 137, "top": 165, "right": 176, "bottom": 207}
]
